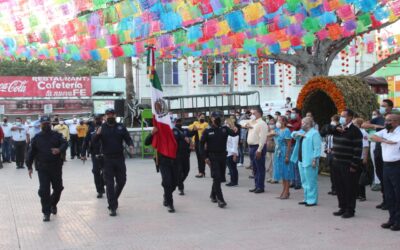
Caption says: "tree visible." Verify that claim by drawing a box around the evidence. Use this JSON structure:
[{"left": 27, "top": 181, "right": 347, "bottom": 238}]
[{"left": 0, "top": 59, "right": 106, "bottom": 76}]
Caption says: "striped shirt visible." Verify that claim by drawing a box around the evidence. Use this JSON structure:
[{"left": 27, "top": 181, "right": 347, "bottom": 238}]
[{"left": 332, "top": 123, "right": 363, "bottom": 167}]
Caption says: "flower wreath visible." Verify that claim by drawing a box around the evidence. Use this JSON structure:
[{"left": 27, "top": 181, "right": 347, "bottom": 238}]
[{"left": 296, "top": 77, "right": 346, "bottom": 112}]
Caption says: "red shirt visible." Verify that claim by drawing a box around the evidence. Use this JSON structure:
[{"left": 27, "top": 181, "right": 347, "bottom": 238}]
[
  {"left": 0, "top": 126, "right": 4, "bottom": 141},
  {"left": 288, "top": 117, "right": 301, "bottom": 132}
]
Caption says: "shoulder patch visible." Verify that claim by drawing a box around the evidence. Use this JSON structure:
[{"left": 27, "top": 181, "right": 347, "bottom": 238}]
[{"left": 117, "top": 126, "right": 123, "bottom": 130}]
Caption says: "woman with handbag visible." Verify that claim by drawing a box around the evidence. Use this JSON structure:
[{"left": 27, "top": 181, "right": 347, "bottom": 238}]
[{"left": 354, "top": 118, "right": 371, "bottom": 201}]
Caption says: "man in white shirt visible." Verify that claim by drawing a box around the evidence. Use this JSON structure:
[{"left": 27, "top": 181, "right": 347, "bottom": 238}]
[
  {"left": 1, "top": 116, "right": 12, "bottom": 163},
  {"left": 65, "top": 115, "right": 79, "bottom": 159},
  {"left": 11, "top": 117, "right": 29, "bottom": 169},
  {"left": 25, "top": 116, "right": 37, "bottom": 141},
  {"left": 240, "top": 107, "right": 268, "bottom": 193},
  {"left": 371, "top": 113, "right": 400, "bottom": 231}
]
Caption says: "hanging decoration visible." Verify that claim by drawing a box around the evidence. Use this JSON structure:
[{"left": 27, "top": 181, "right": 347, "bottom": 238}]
[{"left": 0, "top": 0, "right": 398, "bottom": 61}]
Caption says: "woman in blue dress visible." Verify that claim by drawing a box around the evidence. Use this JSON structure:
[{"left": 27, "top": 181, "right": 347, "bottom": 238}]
[{"left": 270, "top": 116, "right": 293, "bottom": 199}]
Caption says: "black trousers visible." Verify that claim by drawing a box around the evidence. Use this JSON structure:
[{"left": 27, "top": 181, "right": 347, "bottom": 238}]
[
  {"left": 77, "top": 137, "right": 85, "bottom": 158},
  {"left": 14, "top": 141, "right": 26, "bottom": 167},
  {"left": 383, "top": 162, "right": 400, "bottom": 225},
  {"left": 327, "top": 153, "right": 335, "bottom": 192},
  {"left": 159, "top": 157, "right": 179, "bottom": 205},
  {"left": 374, "top": 143, "right": 385, "bottom": 203},
  {"left": 92, "top": 155, "right": 105, "bottom": 194},
  {"left": 333, "top": 162, "right": 358, "bottom": 214},
  {"left": 195, "top": 142, "right": 206, "bottom": 175},
  {"left": 176, "top": 154, "right": 190, "bottom": 191},
  {"left": 70, "top": 134, "right": 78, "bottom": 158},
  {"left": 209, "top": 153, "right": 227, "bottom": 202},
  {"left": 103, "top": 157, "right": 127, "bottom": 210},
  {"left": 37, "top": 167, "right": 64, "bottom": 215}
]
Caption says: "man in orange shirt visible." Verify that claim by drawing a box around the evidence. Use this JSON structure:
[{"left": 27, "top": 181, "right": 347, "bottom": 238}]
[{"left": 76, "top": 120, "right": 88, "bottom": 159}]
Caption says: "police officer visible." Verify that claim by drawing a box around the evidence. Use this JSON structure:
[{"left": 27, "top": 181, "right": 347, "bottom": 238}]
[
  {"left": 26, "top": 116, "right": 68, "bottom": 222},
  {"left": 81, "top": 114, "right": 105, "bottom": 198},
  {"left": 93, "top": 108, "right": 134, "bottom": 216},
  {"left": 173, "top": 118, "right": 196, "bottom": 195},
  {"left": 200, "top": 112, "right": 238, "bottom": 208},
  {"left": 145, "top": 127, "right": 178, "bottom": 213}
]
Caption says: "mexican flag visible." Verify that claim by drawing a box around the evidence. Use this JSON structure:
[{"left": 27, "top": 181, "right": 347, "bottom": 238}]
[{"left": 147, "top": 47, "right": 177, "bottom": 159}]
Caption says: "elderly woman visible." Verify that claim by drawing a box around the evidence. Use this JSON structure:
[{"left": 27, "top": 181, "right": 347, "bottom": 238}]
[
  {"left": 296, "top": 117, "right": 322, "bottom": 206},
  {"left": 269, "top": 116, "right": 293, "bottom": 199}
]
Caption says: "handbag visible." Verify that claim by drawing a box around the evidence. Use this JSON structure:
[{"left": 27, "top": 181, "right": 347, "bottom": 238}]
[
  {"left": 359, "top": 168, "right": 373, "bottom": 186},
  {"left": 266, "top": 138, "right": 275, "bottom": 153}
]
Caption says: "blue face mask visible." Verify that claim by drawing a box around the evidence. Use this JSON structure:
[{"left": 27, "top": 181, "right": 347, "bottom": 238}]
[
  {"left": 379, "top": 107, "right": 386, "bottom": 114},
  {"left": 290, "top": 114, "right": 296, "bottom": 120},
  {"left": 339, "top": 117, "right": 346, "bottom": 125}
]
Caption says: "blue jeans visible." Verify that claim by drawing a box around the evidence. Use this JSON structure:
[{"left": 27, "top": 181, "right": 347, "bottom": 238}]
[
  {"left": 2, "top": 137, "right": 12, "bottom": 162},
  {"left": 249, "top": 145, "right": 266, "bottom": 190},
  {"left": 227, "top": 156, "right": 238, "bottom": 185},
  {"left": 383, "top": 161, "right": 400, "bottom": 225}
]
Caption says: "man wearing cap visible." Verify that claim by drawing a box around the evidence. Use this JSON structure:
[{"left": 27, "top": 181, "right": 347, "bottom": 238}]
[
  {"left": 26, "top": 116, "right": 68, "bottom": 222},
  {"left": 81, "top": 114, "right": 105, "bottom": 199},
  {"left": 201, "top": 111, "right": 238, "bottom": 208},
  {"left": 93, "top": 108, "right": 134, "bottom": 216},
  {"left": 173, "top": 118, "right": 196, "bottom": 195}
]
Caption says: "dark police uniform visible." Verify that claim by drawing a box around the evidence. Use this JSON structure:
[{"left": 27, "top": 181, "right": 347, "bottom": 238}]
[
  {"left": 201, "top": 119, "right": 237, "bottom": 208},
  {"left": 93, "top": 121, "right": 133, "bottom": 213},
  {"left": 81, "top": 123, "right": 105, "bottom": 197},
  {"left": 26, "top": 117, "right": 68, "bottom": 221},
  {"left": 173, "top": 126, "right": 196, "bottom": 194},
  {"left": 145, "top": 133, "right": 178, "bottom": 212}
]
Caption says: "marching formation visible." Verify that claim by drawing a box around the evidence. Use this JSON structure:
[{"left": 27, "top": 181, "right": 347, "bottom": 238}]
[{"left": 0, "top": 101, "right": 399, "bottom": 233}]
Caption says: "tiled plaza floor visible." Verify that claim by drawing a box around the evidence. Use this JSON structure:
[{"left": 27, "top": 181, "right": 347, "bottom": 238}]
[{"left": 0, "top": 155, "right": 398, "bottom": 250}]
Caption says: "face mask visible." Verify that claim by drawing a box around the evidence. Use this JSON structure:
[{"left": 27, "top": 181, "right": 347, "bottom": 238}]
[
  {"left": 269, "top": 124, "right": 276, "bottom": 129},
  {"left": 26, "top": 119, "right": 31, "bottom": 123},
  {"left": 250, "top": 115, "right": 256, "bottom": 120},
  {"left": 339, "top": 117, "right": 346, "bottom": 126},
  {"left": 107, "top": 117, "right": 116, "bottom": 125},
  {"left": 379, "top": 107, "right": 387, "bottom": 114},
  {"left": 199, "top": 119, "right": 205, "bottom": 123},
  {"left": 236, "top": 116, "right": 240, "bottom": 120},
  {"left": 41, "top": 123, "right": 51, "bottom": 132},
  {"left": 276, "top": 122, "right": 282, "bottom": 129},
  {"left": 385, "top": 124, "right": 393, "bottom": 130},
  {"left": 175, "top": 124, "right": 182, "bottom": 129},
  {"left": 330, "top": 121, "right": 337, "bottom": 126},
  {"left": 3, "top": 119, "right": 7, "bottom": 123},
  {"left": 59, "top": 121, "right": 64, "bottom": 125},
  {"left": 290, "top": 114, "right": 296, "bottom": 120},
  {"left": 73, "top": 118, "right": 77, "bottom": 122},
  {"left": 16, "top": 122, "right": 21, "bottom": 126}
]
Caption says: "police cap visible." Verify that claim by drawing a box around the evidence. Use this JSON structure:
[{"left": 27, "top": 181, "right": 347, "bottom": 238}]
[
  {"left": 105, "top": 108, "right": 115, "bottom": 114},
  {"left": 40, "top": 116, "right": 51, "bottom": 123}
]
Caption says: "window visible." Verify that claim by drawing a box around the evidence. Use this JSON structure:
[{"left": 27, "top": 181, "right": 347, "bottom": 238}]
[
  {"left": 250, "top": 60, "right": 276, "bottom": 86},
  {"left": 156, "top": 60, "right": 179, "bottom": 85},
  {"left": 202, "top": 61, "right": 229, "bottom": 85}
]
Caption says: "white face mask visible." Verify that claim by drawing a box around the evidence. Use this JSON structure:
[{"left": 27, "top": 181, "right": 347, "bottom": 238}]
[
  {"left": 16, "top": 122, "right": 21, "bottom": 126},
  {"left": 73, "top": 118, "right": 77, "bottom": 122},
  {"left": 330, "top": 121, "right": 337, "bottom": 126},
  {"left": 372, "top": 115, "right": 377, "bottom": 119},
  {"left": 269, "top": 124, "right": 276, "bottom": 129},
  {"left": 26, "top": 119, "right": 31, "bottom": 123},
  {"left": 276, "top": 122, "right": 282, "bottom": 129},
  {"left": 250, "top": 115, "right": 256, "bottom": 120},
  {"left": 59, "top": 121, "right": 64, "bottom": 125}
]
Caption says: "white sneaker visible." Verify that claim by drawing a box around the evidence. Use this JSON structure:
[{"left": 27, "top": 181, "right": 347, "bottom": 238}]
[{"left": 237, "top": 163, "right": 243, "bottom": 167}]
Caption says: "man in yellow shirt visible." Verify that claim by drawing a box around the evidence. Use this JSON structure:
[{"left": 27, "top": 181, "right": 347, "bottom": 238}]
[
  {"left": 188, "top": 113, "right": 209, "bottom": 178},
  {"left": 53, "top": 118, "right": 70, "bottom": 161},
  {"left": 76, "top": 120, "right": 88, "bottom": 158}
]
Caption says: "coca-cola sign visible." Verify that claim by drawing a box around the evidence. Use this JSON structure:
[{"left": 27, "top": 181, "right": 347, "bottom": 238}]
[{"left": 0, "top": 76, "right": 91, "bottom": 97}]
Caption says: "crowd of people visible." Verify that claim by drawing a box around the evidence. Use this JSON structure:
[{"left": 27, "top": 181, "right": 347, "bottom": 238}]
[{"left": 0, "top": 99, "right": 399, "bottom": 232}]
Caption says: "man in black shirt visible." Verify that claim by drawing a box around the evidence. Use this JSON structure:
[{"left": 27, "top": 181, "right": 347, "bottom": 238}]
[
  {"left": 81, "top": 114, "right": 105, "bottom": 199},
  {"left": 201, "top": 112, "right": 238, "bottom": 208},
  {"left": 331, "top": 109, "right": 363, "bottom": 219},
  {"left": 173, "top": 118, "right": 196, "bottom": 195},
  {"left": 26, "top": 116, "right": 68, "bottom": 222},
  {"left": 93, "top": 108, "right": 134, "bottom": 216}
]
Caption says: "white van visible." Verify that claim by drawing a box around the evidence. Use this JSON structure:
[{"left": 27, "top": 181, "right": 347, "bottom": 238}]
[{"left": 261, "top": 99, "right": 296, "bottom": 116}]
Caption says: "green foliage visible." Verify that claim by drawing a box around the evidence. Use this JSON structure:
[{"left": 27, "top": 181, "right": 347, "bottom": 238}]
[{"left": 0, "top": 59, "right": 106, "bottom": 76}]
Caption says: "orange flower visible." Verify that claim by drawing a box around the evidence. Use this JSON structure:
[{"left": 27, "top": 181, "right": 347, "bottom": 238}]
[{"left": 297, "top": 77, "right": 346, "bottom": 112}]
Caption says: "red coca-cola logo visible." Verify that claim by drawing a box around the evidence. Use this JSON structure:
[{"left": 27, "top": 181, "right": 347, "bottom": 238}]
[{"left": 0, "top": 80, "right": 27, "bottom": 93}]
